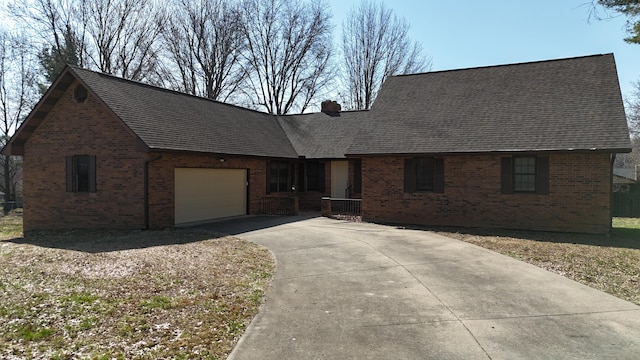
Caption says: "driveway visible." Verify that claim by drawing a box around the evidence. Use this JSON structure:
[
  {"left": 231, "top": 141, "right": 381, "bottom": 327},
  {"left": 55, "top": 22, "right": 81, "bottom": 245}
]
[{"left": 203, "top": 216, "right": 640, "bottom": 360}]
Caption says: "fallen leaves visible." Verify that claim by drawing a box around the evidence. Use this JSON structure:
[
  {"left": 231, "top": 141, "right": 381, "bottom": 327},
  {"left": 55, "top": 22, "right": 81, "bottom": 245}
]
[{"left": 0, "top": 225, "right": 274, "bottom": 359}]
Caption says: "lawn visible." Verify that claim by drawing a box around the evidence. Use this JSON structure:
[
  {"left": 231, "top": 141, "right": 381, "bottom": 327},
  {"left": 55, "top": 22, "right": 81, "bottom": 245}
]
[
  {"left": 436, "top": 217, "right": 640, "bottom": 306},
  {"left": 0, "top": 211, "right": 274, "bottom": 359}
]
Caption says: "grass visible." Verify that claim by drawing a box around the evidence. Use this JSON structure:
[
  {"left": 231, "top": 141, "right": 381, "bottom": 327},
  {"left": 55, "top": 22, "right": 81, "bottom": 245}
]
[
  {"left": 435, "top": 217, "right": 640, "bottom": 306},
  {"left": 612, "top": 217, "right": 640, "bottom": 239},
  {"left": 0, "top": 211, "right": 274, "bottom": 359}
]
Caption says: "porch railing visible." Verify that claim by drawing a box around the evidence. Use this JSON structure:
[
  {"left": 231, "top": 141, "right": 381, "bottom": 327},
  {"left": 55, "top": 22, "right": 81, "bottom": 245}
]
[
  {"left": 261, "top": 196, "right": 299, "bottom": 216},
  {"left": 321, "top": 197, "right": 362, "bottom": 217}
]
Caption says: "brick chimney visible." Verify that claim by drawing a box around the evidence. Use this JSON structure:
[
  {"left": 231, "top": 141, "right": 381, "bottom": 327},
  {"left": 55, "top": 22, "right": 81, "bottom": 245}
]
[{"left": 321, "top": 100, "right": 341, "bottom": 116}]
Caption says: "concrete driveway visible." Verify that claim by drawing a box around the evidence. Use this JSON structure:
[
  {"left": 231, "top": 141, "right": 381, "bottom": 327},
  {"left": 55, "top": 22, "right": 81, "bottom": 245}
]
[{"left": 203, "top": 216, "right": 640, "bottom": 360}]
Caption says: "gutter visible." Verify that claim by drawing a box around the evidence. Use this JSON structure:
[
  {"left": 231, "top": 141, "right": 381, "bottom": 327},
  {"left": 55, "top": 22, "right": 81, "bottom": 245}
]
[
  {"left": 144, "top": 154, "right": 163, "bottom": 230},
  {"left": 610, "top": 153, "right": 616, "bottom": 235}
]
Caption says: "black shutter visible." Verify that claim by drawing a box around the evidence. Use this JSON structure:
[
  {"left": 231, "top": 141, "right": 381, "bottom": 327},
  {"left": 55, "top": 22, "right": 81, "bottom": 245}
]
[
  {"left": 265, "top": 161, "right": 271, "bottom": 194},
  {"left": 353, "top": 160, "right": 362, "bottom": 194},
  {"left": 88, "top": 155, "right": 97, "bottom": 193},
  {"left": 65, "top": 156, "right": 73, "bottom": 192},
  {"left": 434, "top": 158, "right": 445, "bottom": 193},
  {"left": 318, "top": 161, "right": 326, "bottom": 193},
  {"left": 298, "top": 162, "right": 306, "bottom": 192},
  {"left": 536, "top": 156, "right": 549, "bottom": 195},
  {"left": 404, "top": 158, "right": 415, "bottom": 193},
  {"left": 501, "top": 157, "right": 513, "bottom": 194}
]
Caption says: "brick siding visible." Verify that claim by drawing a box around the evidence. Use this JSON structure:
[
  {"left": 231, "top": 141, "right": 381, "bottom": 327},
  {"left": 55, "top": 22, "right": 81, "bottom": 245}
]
[
  {"left": 23, "top": 81, "right": 147, "bottom": 230},
  {"left": 146, "top": 153, "right": 271, "bottom": 229},
  {"left": 22, "top": 81, "right": 613, "bottom": 233},
  {"left": 22, "top": 81, "right": 274, "bottom": 230},
  {"left": 361, "top": 154, "right": 612, "bottom": 234}
]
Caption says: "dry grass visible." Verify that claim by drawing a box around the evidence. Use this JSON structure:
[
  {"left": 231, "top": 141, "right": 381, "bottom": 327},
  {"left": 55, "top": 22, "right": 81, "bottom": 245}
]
[
  {"left": 435, "top": 218, "right": 640, "bottom": 306},
  {"left": 0, "top": 212, "right": 274, "bottom": 359}
]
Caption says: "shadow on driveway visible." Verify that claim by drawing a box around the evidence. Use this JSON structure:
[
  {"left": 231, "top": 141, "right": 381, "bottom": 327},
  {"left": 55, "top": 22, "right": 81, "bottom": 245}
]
[{"left": 195, "top": 213, "right": 320, "bottom": 236}]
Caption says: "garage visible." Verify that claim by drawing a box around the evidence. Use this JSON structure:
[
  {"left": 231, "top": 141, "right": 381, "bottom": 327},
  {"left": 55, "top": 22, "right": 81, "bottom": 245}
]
[{"left": 174, "top": 168, "right": 247, "bottom": 225}]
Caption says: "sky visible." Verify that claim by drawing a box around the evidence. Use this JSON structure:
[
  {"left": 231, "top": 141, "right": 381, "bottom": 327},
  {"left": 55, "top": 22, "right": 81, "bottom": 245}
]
[
  {"left": 0, "top": 0, "right": 637, "bottom": 98},
  {"left": 329, "top": 0, "right": 638, "bottom": 98}
]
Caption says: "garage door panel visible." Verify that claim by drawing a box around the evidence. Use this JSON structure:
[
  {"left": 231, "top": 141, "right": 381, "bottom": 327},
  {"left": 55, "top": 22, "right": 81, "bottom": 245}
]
[{"left": 175, "top": 168, "right": 246, "bottom": 225}]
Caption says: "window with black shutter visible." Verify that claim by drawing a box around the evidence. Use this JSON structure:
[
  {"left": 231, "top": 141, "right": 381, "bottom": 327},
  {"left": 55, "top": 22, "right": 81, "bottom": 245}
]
[
  {"left": 501, "top": 155, "right": 549, "bottom": 195},
  {"left": 66, "top": 155, "right": 96, "bottom": 193},
  {"left": 404, "top": 157, "right": 444, "bottom": 193}
]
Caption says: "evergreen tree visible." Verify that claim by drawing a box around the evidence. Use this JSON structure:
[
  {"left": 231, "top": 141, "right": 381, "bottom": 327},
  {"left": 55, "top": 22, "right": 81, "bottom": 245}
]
[{"left": 37, "top": 26, "right": 80, "bottom": 92}]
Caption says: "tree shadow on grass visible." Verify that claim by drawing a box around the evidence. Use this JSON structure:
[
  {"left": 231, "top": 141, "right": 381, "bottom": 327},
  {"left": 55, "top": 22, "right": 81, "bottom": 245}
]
[
  {"left": 5, "top": 214, "right": 317, "bottom": 253},
  {"left": 5, "top": 228, "right": 223, "bottom": 253},
  {"left": 405, "top": 225, "right": 640, "bottom": 251}
]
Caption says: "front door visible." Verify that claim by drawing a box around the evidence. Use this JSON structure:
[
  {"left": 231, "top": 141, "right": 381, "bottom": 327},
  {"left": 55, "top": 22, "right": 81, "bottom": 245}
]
[{"left": 331, "top": 161, "right": 349, "bottom": 198}]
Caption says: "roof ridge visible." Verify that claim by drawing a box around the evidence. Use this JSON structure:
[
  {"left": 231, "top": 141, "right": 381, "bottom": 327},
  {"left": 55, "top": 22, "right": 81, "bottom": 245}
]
[
  {"left": 68, "top": 65, "right": 275, "bottom": 119},
  {"left": 392, "top": 53, "right": 614, "bottom": 78},
  {"left": 279, "top": 109, "right": 370, "bottom": 118}
]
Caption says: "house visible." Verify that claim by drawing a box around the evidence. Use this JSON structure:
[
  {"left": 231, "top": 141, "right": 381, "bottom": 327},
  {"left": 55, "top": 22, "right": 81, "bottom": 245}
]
[
  {"left": 612, "top": 167, "right": 640, "bottom": 217},
  {"left": 3, "top": 54, "right": 631, "bottom": 233},
  {"left": 613, "top": 167, "right": 638, "bottom": 188}
]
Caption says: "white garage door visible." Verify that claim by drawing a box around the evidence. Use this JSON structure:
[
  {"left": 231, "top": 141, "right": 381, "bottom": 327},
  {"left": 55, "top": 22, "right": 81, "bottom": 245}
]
[{"left": 175, "top": 168, "right": 247, "bottom": 225}]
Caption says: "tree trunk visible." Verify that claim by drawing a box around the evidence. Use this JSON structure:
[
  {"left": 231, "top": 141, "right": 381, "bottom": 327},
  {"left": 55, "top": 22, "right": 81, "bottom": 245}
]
[{"left": 3, "top": 155, "right": 11, "bottom": 215}]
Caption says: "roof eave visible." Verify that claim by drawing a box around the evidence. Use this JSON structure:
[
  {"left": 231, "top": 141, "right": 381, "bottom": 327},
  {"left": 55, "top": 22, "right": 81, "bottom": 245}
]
[
  {"left": 345, "top": 147, "right": 632, "bottom": 157},
  {"left": 2, "top": 66, "right": 77, "bottom": 156}
]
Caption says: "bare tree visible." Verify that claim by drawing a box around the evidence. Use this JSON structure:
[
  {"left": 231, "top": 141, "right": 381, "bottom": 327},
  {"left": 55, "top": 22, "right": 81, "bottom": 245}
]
[
  {"left": 164, "top": 0, "right": 247, "bottom": 101},
  {"left": 615, "top": 80, "right": 640, "bottom": 168},
  {"left": 9, "top": 0, "right": 88, "bottom": 68},
  {"left": 82, "top": 0, "right": 167, "bottom": 83},
  {"left": 588, "top": 1, "right": 640, "bottom": 44},
  {"left": 341, "top": 0, "right": 431, "bottom": 110},
  {"left": 0, "top": 30, "right": 38, "bottom": 213},
  {"left": 10, "top": 0, "right": 167, "bottom": 85},
  {"left": 628, "top": 80, "right": 640, "bottom": 137},
  {"left": 240, "top": 0, "right": 333, "bottom": 114}
]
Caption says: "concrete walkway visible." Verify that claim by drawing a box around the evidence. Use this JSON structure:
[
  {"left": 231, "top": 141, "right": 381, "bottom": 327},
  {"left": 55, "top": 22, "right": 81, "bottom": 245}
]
[{"left": 203, "top": 216, "right": 640, "bottom": 360}]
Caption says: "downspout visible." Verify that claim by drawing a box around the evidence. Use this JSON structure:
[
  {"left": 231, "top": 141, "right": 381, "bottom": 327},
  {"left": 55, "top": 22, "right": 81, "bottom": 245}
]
[
  {"left": 610, "top": 153, "right": 616, "bottom": 235},
  {"left": 144, "top": 154, "right": 163, "bottom": 230}
]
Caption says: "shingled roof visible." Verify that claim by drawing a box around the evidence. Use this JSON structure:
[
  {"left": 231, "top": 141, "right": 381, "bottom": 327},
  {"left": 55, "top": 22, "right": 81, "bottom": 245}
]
[
  {"left": 347, "top": 53, "right": 631, "bottom": 155},
  {"left": 69, "top": 67, "right": 298, "bottom": 158},
  {"left": 5, "top": 54, "right": 631, "bottom": 159},
  {"left": 278, "top": 111, "right": 369, "bottom": 159}
]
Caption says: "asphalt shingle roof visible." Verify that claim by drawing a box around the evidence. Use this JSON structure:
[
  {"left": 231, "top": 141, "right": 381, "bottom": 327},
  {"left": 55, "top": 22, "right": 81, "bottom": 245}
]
[
  {"left": 70, "top": 66, "right": 298, "bottom": 158},
  {"left": 277, "top": 111, "right": 369, "bottom": 159},
  {"left": 6, "top": 54, "right": 630, "bottom": 159},
  {"left": 347, "top": 54, "right": 631, "bottom": 155}
]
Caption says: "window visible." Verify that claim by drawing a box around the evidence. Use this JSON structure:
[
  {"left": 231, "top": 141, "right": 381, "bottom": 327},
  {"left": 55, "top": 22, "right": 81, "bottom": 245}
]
[
  {"left": 269, "top": 161, "right": 290, "bottom": 193},
  {"left": 501, "top": 156, "right": 549, "bottom": 195},
  {"left": 513, "top": 157, "right": 536, "bottom": 192},
  {"left": 305, "top": 161, "right": 325, "bottom": 192},
  {"left": 66, "top": 155, "right": 96, "bottom": 193},
  {"left": 414, "top": 157, "right": 435, "bottom": 191},
  {"left": 404, "top": 157, "right": 444, "bottom": 193}
]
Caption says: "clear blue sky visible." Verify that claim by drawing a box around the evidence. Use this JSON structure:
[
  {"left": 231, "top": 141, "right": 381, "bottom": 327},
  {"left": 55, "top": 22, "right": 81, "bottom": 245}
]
[
  {"left": 329, "top": 0, "right": 638, "bottom": 98},
  {"left": 1, "top": 0, "right": 636, "bottom": 98}
]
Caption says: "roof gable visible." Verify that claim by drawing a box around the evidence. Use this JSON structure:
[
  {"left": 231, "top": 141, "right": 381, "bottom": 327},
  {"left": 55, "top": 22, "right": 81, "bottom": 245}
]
[
  {"left": 347, "top": 54, "right": 631, "bottom": 155},
  {"left": 67, "top": 67, "right": 298, "bottom": 158}
]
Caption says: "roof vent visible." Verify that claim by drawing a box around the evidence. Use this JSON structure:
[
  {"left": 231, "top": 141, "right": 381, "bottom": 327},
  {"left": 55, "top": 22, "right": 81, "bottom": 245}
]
[
  {"left": 73, "top": 84, "right": 88, "bottom": 103},
  {"left": 321, "top": 100, "right": 341, "bottom": 116}
]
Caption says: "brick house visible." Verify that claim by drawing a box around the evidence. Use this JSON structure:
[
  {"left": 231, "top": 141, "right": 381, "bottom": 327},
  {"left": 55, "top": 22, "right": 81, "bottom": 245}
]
[{"left": 3, "top": 54, "right": 630, "bottom": 233}]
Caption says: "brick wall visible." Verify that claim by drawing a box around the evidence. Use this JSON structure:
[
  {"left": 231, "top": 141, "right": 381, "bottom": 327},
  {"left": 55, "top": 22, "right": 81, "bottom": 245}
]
[
  {"left": 23, "top": 80, "right": 279, "bottom": 230},
  {"left": 23, "top": 80, "right": 147, "bottom": 230},
  {"left": 146, "top": 153, "right": 271, "bottom": 229},
  {"left": 361, "top": 153, "right": 612, "bottom": 234}
]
